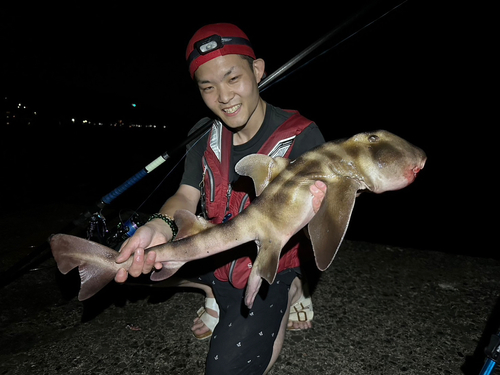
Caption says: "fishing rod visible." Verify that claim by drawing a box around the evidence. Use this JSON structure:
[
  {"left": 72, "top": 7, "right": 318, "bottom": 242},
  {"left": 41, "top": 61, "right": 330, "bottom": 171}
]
[
  {"left": 258, "top": 0, "right": 388, "bottom": 92},
  {"left": 97, "top": 0, "right": 406, "bottom": 212},
  {"left": 0, "top": 0, "right": 407, "bottom": 287},
  {"left": 259, "top": 0, "right": 408, "bottom": 93}
]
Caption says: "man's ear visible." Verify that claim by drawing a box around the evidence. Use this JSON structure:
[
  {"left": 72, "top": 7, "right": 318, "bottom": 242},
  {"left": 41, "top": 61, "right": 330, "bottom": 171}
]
[{"left": 253, "top": 58, "right": 266, "bottom": 84}]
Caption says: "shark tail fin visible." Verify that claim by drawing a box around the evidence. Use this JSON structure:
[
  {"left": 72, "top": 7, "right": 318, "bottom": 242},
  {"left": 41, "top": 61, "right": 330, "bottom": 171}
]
[{"left": 49, "top": 234, "right": 120, "bottom": 301}]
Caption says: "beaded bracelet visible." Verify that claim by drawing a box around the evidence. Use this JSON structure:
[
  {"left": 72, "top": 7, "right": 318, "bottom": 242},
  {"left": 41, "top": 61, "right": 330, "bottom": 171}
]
[{"left": 148, "top": 213, "right": 178, "bottom": 241}]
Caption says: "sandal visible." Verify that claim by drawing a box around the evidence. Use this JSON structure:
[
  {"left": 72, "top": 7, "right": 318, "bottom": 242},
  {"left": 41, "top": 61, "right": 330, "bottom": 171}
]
[
  {"left": 287, "top": 295, "right": 314, "bottom": 331},
  {"left": 193, "top": 297, "right": 220, "bottom": 340}
]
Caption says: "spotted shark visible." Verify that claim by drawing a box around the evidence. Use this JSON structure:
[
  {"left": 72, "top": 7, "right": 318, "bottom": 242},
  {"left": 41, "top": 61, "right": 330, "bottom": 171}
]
[{"left": 50, "top": 130, "right": 426, "bottom": 307}]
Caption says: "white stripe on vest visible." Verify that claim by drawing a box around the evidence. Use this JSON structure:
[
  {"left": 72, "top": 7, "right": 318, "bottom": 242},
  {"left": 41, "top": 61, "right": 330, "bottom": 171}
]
[
  {"left": 208, "top": 122, "right": 296, "bottom": 160},
  {"left": 268, "top": 136, "right": 296, "bottom": 158},
  {"left": 209, "top": 120, "right": 223, "bottom": 162}
]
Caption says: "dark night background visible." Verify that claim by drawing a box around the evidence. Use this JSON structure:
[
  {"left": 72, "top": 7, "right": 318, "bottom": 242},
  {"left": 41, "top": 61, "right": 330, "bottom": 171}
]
[
  {"left": 0, "top": 3, "right": 498, "bottom": 375},
  {"left": 0, "top": 1, "right": 490, "bottom": 262}
]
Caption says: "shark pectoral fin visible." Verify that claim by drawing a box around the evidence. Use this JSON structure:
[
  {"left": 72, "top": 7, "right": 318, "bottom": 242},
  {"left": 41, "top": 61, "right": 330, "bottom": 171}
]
[
  {"left": 49, "top": 234, "right": 121, "bottom": 301},
  {"left": 174, "top": 210, "right": 214, "bottom": 240},
  {"left": 308, "top": 179, "right": 359, "bottom": 271},
  {"left": 150, "top": 261, "right": 186, "bottom": 281},
  {"left": 244, "top": 240, "right": 282, "bottom": 308},
  {"left": 245, "top": 273, "right": 263, "bottom": 309},
  {"left": 235, "top": 154, "right": 290, "bottom": 196},
  {"left": 254, "top": 245, "right": 281, "bottom": 285}
]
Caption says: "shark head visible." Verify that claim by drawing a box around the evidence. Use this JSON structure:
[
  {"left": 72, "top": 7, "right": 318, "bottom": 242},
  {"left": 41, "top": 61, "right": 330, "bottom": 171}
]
[{"left": 344, "top": 130, "right": 427, "bottom": 194}]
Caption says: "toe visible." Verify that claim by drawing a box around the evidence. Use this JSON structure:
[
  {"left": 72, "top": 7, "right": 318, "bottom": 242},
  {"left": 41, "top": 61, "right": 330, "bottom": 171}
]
[{"left": 287, "top": 320, "right": 312, "bottom": 330}]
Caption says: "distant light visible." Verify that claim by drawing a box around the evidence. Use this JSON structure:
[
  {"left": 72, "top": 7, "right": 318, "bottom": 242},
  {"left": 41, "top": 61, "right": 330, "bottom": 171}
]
[
  {"left": 132, "top": 103, "right": 137, "bottom": 107},
  {"left": 71, "top": 118, "right": 75, "bottom": 123}
]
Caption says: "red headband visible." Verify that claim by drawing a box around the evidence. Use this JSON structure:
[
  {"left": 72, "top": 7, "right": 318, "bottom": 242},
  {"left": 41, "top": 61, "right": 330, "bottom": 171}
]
[{"left": 186, "top": 23, "right": 256, "bottom": 78}]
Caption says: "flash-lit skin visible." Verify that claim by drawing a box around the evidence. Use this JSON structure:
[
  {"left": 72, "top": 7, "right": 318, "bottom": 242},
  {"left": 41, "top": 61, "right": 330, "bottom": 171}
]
[
  {"left": 115, "top": 54, "right": 325, "bottom": 282},
  {"left": 114, "top": 181, "right": 327, "bottom": 281},
  {"left": 115, "top": 54, "right": 268, "bottom": 280},
  {"left": 195, "top": 54, "right": 266, "bottom": 145},
  {"left": 54, "top": 128, "right": 426, "bottom": 302}
]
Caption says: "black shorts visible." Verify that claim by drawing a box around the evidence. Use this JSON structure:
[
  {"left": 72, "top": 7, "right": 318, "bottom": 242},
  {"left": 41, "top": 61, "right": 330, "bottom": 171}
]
[{"left": 194, "top": 268, "right": 300, "bottom": 375}]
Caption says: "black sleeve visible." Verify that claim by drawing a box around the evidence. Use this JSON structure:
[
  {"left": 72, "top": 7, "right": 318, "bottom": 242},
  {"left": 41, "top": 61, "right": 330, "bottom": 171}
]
[
  {"left": 179, "top": 118, "right": 212, "bottom": 190},
  {"left": 288, "top": 123, "right": 326, "bottom": 160}
]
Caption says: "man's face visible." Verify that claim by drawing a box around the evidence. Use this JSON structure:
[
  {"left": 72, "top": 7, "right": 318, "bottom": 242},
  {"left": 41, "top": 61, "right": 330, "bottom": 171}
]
[{"left": 195, "top": 54, "right": 265, "bottom": 130}]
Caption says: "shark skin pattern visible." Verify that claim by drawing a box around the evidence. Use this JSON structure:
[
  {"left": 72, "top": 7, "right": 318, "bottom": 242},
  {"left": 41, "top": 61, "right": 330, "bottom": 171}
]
[{"left": 50, "top": 130, "right": 426, "bottom": 307}]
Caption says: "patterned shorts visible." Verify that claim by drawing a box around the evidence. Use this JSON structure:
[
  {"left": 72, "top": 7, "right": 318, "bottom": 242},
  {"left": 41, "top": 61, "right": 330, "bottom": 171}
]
[{"left": 195, "top": 267, "right": 300, "bottom": 375}]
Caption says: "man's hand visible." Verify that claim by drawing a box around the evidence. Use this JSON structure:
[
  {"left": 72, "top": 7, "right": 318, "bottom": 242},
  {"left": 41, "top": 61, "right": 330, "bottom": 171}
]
[
  {"left": 310, "top": 180, "right": 327, "bottom": 213},
  {"left": 114, "top": 223, "right": 165, "bottom": 283}
]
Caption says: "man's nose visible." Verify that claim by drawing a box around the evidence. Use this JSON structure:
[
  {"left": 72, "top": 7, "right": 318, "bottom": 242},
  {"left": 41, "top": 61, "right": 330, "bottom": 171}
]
[{"left": 218, "top": 86, "right": 234, "bottom": 104}]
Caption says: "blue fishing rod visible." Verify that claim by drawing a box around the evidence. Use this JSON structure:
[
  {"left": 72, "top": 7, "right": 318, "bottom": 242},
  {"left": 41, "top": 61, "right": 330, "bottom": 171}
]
[
  {"left": 86, "top": 0, "right": 409, "bottom": 245},
  {"left": 0, "top": 0, "right": 407, "bottom": 286},
  {"left": 97, "top": 0, "right": 406, "bottom": 211}
]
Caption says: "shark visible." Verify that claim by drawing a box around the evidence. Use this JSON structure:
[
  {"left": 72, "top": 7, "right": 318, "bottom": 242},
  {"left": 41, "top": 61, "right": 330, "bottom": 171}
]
[{"left": 50, "top": 130, "right": 426, "bottom": 307}]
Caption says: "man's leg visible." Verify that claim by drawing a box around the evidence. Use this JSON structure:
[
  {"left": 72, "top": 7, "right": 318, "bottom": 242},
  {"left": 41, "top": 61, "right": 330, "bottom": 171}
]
[
  {"left": 206, "top": 269, "right": 299, "bottom": 375},
  {"left": 264, "top": 276, "right": 304, "bottom": 374},
  {"left": 182, "top": 275, "right": 312, "bottom": 336},
  {"left": 155, "top": 277, "right": 218, "bottom": 337}
]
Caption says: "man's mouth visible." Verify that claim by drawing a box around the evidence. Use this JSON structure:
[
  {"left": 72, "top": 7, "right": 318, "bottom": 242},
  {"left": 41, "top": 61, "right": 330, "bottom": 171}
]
[{"left": 222, "top": 104, "right": 241, "bottom": 114}]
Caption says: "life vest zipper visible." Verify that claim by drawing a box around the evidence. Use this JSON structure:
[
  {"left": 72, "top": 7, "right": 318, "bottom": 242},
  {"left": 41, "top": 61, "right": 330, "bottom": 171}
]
[
  {"left": 202, "top": 157, "right": 215, "bottom": 202},
  {"left": 222, "top": 184, "right": 233, "bottom": 223},
  {"left": 200, "top": 157, "right": 215, "bottom": 220},
  {"left": 228, "top": 191, "right": 250, "bottom": 284}
]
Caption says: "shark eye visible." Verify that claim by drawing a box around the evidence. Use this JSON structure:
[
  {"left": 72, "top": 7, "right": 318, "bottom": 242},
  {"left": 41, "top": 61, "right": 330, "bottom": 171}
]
[{"left": 368, "top": 135, "right": 379, "bottom": 143}]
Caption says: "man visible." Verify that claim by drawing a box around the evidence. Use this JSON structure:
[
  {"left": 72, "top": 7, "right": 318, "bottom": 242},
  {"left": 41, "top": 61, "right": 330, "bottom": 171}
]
[{"left": 115, "top": 23, "right": 326, "bottom": 374}]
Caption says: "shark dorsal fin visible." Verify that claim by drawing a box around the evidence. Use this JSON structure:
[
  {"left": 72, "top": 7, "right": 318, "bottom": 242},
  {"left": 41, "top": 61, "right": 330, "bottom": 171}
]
[
  {"left": 235, "top": 154, "right": 290, "bottom": 196},
  {"left": 174, "top": 209, "right": 214, "bottom": 240}
]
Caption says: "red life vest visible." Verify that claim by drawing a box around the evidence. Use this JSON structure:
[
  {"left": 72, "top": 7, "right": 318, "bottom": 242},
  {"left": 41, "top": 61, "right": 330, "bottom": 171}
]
[{"left": 200, "top": 111, "right": 314, "bottom": 289}]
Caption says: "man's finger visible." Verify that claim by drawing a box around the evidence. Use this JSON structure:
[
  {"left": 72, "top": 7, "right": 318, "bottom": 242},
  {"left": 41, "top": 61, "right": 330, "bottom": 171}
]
[
  {"left": 115, "top": 268, "right": 128, "bottom": 283},
  {"left": 143, "top": 251, "right": 157, "bottom": 274},
  {"left": 128, "top": 248, "right": 144, "bottom": 277}
]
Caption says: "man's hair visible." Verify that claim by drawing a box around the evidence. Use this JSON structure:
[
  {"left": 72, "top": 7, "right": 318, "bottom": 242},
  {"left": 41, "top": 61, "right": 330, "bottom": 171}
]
[{"left": 240, "top": 55, "right": 255, "bottom": 69}]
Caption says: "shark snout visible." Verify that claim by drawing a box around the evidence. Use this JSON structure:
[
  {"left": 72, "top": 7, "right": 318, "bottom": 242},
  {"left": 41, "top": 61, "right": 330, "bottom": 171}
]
[
  {"left": 409, "top": 156, "right": 426, "bottom": 182},
  {"left": 414, "top": 156, "right": 427, "bottom": 175},
  {"left": 412, "top": 166, "right": 422, "bottom": 179}
]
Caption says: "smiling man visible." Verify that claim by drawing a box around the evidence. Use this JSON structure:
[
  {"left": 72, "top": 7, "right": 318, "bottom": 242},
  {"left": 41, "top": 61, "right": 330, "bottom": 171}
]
[
  {"left": 115, "top": 23, "right": 326, "bottom": 374},
  {"left": 195, "top": 54, "right": 266, "bottom": 145}
]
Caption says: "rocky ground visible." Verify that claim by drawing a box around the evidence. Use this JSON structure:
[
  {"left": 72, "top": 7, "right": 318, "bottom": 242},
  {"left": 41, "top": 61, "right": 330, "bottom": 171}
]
[{"left": 1, "top": 209, "right": 499, "bottom": 375}]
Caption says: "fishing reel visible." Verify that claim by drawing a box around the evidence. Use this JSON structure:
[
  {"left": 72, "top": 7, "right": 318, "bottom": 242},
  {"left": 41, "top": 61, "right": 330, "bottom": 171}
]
[
  {"left": 86, "top": 211, "right": 109, "bottom": 244},
  {"left": 86, "top": 209, "right": 148, "bottom": 249},
  {"left": 107, "top": 210, "right": 148, "bottom": 249}
]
